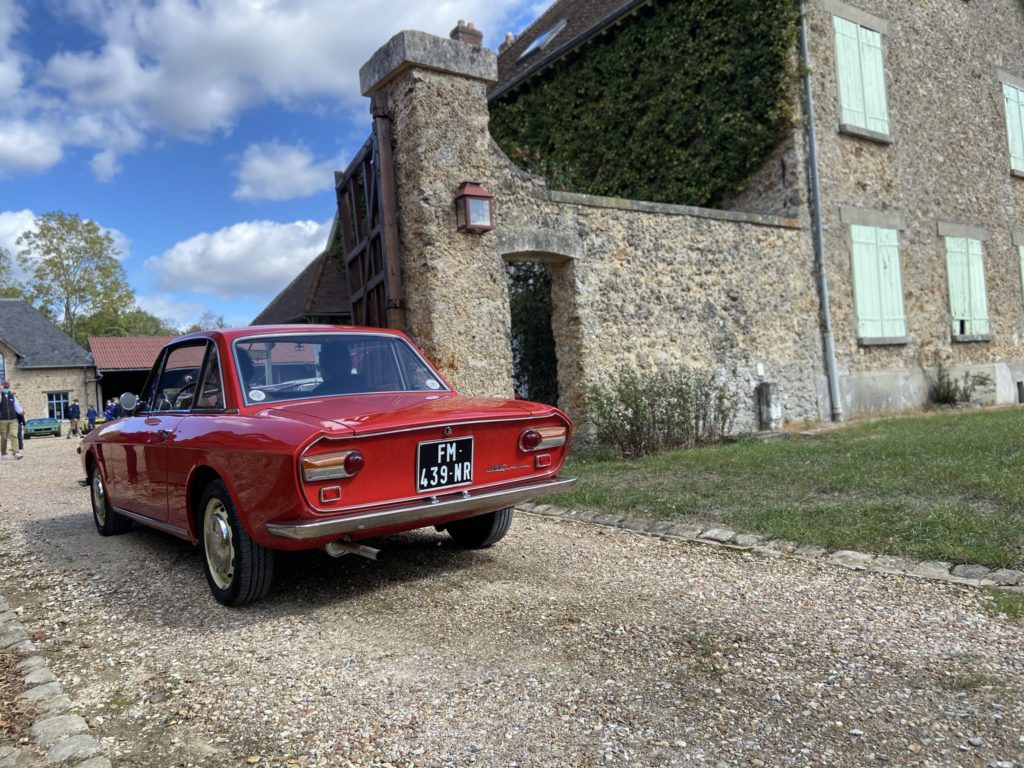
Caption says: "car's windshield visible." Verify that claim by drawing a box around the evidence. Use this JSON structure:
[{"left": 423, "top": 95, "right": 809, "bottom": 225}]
[{"left": 233, "top": 333, "right": 448, "bottom": 405}]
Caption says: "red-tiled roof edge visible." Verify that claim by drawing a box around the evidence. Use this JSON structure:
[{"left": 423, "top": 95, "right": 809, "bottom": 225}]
[{"left": 88, "top": 335, "right": 177, "bottom": 371}]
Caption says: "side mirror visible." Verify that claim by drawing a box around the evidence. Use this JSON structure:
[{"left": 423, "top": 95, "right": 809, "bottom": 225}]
[{"left": 119, "top": 392, "right": 138, "bottom": 413}]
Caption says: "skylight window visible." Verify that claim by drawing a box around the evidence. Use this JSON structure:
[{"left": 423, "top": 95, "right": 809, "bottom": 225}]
[{"left": 516, "top": 19, "right": 567, "bottom": 63}]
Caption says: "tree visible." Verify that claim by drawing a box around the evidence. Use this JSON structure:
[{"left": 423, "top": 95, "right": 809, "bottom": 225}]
[
  {"left": 0, "top": 247, "right": 23, "bottom": 299},
  {"left": 183, "top": 311, "right": 228, "bottom": 334},
  {"left": 16, "top": 211, "right": 134, "bottom": 340},
  {"left": 73, "top": 305, "right": 180, "bottom": 347}
]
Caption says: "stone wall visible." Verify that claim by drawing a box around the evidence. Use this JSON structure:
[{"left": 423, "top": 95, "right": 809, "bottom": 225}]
[{"left": 490, "top": 159, "right": 825, "bottom": 430}]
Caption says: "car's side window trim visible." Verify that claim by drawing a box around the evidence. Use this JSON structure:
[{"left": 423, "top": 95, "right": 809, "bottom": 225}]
[
  {"left": 152, "top": 340, "right": 211, "bottom": 413},
  {"left": 191, "top": 345, "right": 226, "bottom": 412}
]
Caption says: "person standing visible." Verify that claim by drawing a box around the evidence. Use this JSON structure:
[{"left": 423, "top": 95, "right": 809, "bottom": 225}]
[
  {"left": 0, "top": 381, "right": 24, "bottom": 459},
  {"left": 86, "top": 404, "right": 97, "bottom": 433},
  {"left": 67, "top": 398, "right": 81, "bottom": 438}
]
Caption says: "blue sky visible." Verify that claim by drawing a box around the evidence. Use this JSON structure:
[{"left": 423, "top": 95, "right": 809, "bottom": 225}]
[{"left": 0, "top": 0, "right": 544, "bottom": 330}]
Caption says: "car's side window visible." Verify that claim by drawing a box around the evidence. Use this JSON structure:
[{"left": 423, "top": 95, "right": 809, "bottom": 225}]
[
  {"left": 194, "top": 349, "right": 225, "bottom": 410},
  {"left": 154, "top": 342, "right": 209, "bottom": 412}
]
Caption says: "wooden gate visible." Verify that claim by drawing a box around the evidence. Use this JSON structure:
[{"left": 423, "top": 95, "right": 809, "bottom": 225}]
[{"left": 336, "top": 95, "right": 404, "bottom": 329}]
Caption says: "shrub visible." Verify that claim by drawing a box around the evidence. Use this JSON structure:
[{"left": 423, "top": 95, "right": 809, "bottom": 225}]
[
  {"left": 585, "top": 368, "right": 737, "bottom": 458},
  {"left": 929, "top": 363, "right": 993, "bottom": 405}
]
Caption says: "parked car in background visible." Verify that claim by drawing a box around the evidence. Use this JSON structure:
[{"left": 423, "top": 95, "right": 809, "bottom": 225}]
[
  {"left": 79, "top": 326, "right": 575, "bottom": 606},
  {"left": 24, "top": 417, "right": 61, "bottom": 438}
]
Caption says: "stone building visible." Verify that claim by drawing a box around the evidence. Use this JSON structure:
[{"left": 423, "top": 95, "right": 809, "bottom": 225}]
[
  {"left": 0, "top": 299, "right": 97, "bottom": 420},
  {"left": 294, "top": 0, "right": 1024, "bottom": 430}
]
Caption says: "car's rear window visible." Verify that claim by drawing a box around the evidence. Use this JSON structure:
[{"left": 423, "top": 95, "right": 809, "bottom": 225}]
[{"left": 233, "top": 333, "right": 448, "bottom": 405}]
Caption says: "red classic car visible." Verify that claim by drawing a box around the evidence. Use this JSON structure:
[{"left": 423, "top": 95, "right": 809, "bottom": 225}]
[{"left": 80, "top": 326, "right": 574, "bottom": 605}]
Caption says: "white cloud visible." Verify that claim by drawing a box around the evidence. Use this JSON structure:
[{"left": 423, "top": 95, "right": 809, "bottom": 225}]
[
  {"left": 89, "top": 148, "right": 121, "bottom": 181},
  {"left": 0, "top": 207, "right": 33, "bottom": 256},
  {"left": 146, "top": 218, "right": 331, "bottom": 300},
  {"left": 0, "top": 0, "right": 536, "bottom": 179},
  {"left": 233, "top": 141, "right": 339, "bottom": 201},
  {"left": 134, "top": 293, "right": 208, "bottom": 332},
  {"left": 0, "top": 120, "right": 62, "bottom": 175}
]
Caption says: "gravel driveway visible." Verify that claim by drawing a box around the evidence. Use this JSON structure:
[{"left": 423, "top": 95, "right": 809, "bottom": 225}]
[{"left": 1, "top": 438, "right": 1023, "bottom": 767}]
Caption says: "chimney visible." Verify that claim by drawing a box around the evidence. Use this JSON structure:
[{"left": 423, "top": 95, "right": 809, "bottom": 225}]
[
  {"left": 450, "top": 19, "right": 484, "bottom": 48},
  {"left": 499, "top": 31, "right": 516, "bottom": 54}
]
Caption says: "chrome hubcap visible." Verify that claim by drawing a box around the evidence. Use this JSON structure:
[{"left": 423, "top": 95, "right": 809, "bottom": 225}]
[
  {"left": 203, "top": 499, "right": 235, "bottom": 590},
  {"left": 91, "top": 473, "right": 106, "bottom": 525}
]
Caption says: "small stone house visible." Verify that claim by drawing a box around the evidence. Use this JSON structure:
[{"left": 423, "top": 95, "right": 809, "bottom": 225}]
[{"left": 0, "top": 299, "right": 97, "bottom": 420}]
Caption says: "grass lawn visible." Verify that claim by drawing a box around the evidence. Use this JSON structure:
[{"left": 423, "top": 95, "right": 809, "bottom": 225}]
[{"left": 548, "top": 407, "right": 1024, "bottom": 569}]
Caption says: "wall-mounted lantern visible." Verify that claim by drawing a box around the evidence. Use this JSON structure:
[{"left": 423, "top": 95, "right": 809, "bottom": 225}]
[{"left": 454, "top": 181, "right": 494, "bottom": 234}]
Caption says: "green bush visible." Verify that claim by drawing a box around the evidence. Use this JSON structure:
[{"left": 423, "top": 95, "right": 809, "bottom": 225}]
[
  {"left": 585, "top": 368, "right": 737, "bottom": 458},
  {"left": 929, "top": 363, "right": 993, "bottom": 405},
  {"left": 490, "top": 0, "right": 800, "bottom": 208}
]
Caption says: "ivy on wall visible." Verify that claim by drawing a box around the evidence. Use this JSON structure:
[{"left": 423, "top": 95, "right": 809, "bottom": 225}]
[{"left": 490, "top": 0, "right": 801, "bottom": 208}]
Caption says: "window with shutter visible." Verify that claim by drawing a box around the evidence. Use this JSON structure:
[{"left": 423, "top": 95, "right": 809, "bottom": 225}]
[
  {"left": 851, "top": 225, "right": 906, "bottom": 340},
  {"left": 833, "top": 15, "right": 890, "bottom": 136},
  {"left": 1003, "top": 83, "right": 1024, "bottom": 173},
  {"left": 945, "top": 237, "right": 989, "bottom": 337}
]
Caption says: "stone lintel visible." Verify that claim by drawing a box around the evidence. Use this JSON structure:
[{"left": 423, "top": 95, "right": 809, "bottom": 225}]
[
  {"left": 997, "top": 69, "right": 1024, "bottom": 92},
  {"left": 838, "top": 205, "right": 904, "bottom": 230},
  {"left": 1012, "top": 229, "right": 1024, "bottom": 246},
  {"left": 498, "top": 229, "right": 581, "bottom": 263},
  {"left": 936, "top": 221, "right": 988, "bottom": 241},
  {"left": 822, "top": 0, "right": 890, "bottom": 35},
  {"left": 360, "top": 30, "right": 498, "bottom": 96}
]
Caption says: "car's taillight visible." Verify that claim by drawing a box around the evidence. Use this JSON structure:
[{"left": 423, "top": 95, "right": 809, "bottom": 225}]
[
  {"left": 301, "top": 449, "right": 365, "bottom": 482},
  {"left": 519, "top": 425, "right": 567, "bottom": 452}
]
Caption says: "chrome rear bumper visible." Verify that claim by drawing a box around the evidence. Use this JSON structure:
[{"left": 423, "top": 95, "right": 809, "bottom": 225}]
[{"left": 266, "top": 476, "right": 577, "bottom": 541}]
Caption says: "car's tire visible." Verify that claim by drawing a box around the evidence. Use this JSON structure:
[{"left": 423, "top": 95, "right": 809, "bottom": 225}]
[
  {"left": 89, "top": 464, "right": 131, "bottom": 536},
  {"left": 199, "top": 479, "right": 273, "bottom": 606},
  {"left": 445, "top": 507, "right": 514, "bottom": 549}
]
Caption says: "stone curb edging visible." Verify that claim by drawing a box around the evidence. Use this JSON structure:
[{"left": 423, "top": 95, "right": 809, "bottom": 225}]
[
  {"left": 516, "top": 504, "right": 1024, "bottom": 593},
  {"left": 0, "top": 595, "right": 112, "bottom": 768}
]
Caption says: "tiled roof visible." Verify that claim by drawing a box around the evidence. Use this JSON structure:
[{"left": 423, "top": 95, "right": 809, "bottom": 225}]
[
  {"left": 493, "top": 0, "right": 650, "bottom": 98},
  {"left": 88, "top": 335, "right": 176, "bottom": 371},
  {"left": 0, "top": 299, "right": 94, "bottom": 368},
  {"left": 252, "top": 250, "right": 351, "bottom": 325}
]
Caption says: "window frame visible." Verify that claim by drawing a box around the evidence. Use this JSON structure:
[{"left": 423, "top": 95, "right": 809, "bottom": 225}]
[
  {"left": 943, "top": 235, "right": 990, "bottom": 341},
  {"left": 848, "top": 224, "right": 909, "bottom": 344},
  {"left": 47, "top": 392, "right": 69, "bottom": 420},
  {"left": 1001, "top": 78, "right": 1024, "bottom": 176},
  {"left": 830, "top": 9, "right": 892, "bottom": 142}
]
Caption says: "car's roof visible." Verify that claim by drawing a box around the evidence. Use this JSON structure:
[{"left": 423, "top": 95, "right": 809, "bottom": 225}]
[
  {"left": 27, "top": 417, "right": 57, "bottom": 421},
  {"left": 172, "top": 325, "right": 407, "bottom": 345}
]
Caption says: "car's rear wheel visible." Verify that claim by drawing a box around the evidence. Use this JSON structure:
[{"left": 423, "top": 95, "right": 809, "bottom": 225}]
[
  {"left": 445, "top": 507, "right": 514, "bottom": 548},
  {"left": 199, "top": 480, "right": 273, "bottom": 606},
  {"left": 90, "top": 464, "right": 131, "bottom": 536}
]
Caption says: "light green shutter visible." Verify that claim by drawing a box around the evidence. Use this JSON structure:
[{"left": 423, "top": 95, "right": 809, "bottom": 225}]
[
  {"left": 967, "top": 239, "right": 989, "bottom": 334},
  {"left": 852, "top": 225, "right": 905, "bottom": 338},
  {"left": 851, "top": 225, "right": 882, "bottom": 337},
  {"left": 946, "top": 237, "right": 971, "bottom": 335},
  {"left": 877, "top": 227, "right": 905, "bottom": 336},
  {"left": 1004, "top": 83, "right": 1024, "bottom": 173},
  {"left": 834, "top": 17, "right": 866, "bottom": 128},
  {"left": 858, "top": 26, "right": 890, "bottom": 135}
]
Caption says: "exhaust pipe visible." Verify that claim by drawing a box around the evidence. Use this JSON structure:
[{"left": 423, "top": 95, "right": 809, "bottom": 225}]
[{"left": 324, "top": 540, "right": 383, "bottom": 561}]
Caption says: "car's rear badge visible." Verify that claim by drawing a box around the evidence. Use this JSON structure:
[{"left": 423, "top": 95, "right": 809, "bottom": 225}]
[{"left": 486, "top": 464, "right": 530, "bottom": 473}]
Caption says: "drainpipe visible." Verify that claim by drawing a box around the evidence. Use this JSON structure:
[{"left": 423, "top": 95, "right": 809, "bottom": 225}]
[{"left": 799, "top": 2, "right": 844, "bottom": 422}]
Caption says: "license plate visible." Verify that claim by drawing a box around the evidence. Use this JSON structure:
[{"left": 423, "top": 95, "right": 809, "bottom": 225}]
[{"left": 416, "top": 436, "right": 473, "bottom": 493}]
